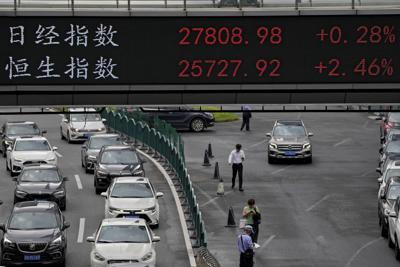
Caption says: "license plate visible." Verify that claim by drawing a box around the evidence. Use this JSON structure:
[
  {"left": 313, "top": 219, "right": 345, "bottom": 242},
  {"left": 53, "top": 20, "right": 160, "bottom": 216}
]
[
  {"left": 24, "top": 255, "right": 40, "bottom": 261},
  {"left": 284, "top": 151, "right": 296, "bottom": 156},
  {"left": 83, "top": 134, "right": 92, "bottom": 138},
  {"left": 124, "top": 215, "right": 139, "bottom": 219}
]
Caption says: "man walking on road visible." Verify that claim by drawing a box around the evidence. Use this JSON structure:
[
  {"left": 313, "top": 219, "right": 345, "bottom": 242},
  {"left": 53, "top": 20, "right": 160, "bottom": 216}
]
[
  {"left": 240, "top": 106, "right": 252, "bottom": 131},
  {"left": 229, "top": 144, "right": 245, "bottom": 191},
  {"left": 237, "top": 225, "right": 254, "bottom": 267}
]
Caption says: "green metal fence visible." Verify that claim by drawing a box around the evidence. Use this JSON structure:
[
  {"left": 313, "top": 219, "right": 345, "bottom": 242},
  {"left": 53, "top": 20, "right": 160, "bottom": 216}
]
[{"left": 101, "top": 109, "right": 206, "bottom": 248}]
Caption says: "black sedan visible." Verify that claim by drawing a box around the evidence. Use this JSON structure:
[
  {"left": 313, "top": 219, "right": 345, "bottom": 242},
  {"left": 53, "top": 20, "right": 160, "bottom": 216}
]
[
  {"left": 94, "top": 145, "right": 145, "bottom": 194},
  {"left": 0, "top": 201, "right": 70, "bottom": 266},
  {"left": 13, "top": 164, "right": 68, "bottom": 210}
]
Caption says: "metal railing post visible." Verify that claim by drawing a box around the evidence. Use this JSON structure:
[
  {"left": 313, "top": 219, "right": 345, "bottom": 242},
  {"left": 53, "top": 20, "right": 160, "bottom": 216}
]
[
  {"left": 351, "top": 0, "right": 355, "bottom": 9},
  {"left": 128, "top": 0, "right": 131, "bottom": 11},
  {"left": 165, "top": 0, "right": 167, "bottom": 8},
  {"left": 295, "top": 0, "right": 298, "bottom": 10},
  {"left": 184, "top": 0, "right": 186, "bottom": 11},
  {"left": 71, "top": 0, "right": 75, "bottom": 15},
  {"left": 13, "top": 0, "right": 17, "bottom": 15}
]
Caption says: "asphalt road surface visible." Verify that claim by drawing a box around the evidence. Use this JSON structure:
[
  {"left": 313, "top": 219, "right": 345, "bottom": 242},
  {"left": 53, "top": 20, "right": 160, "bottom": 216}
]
[
  {"left": 0, "top": 111, "right": 190, "bottom": 267},
  {"left": 182, "top": 112, "right": 399, "bottom": 267}
]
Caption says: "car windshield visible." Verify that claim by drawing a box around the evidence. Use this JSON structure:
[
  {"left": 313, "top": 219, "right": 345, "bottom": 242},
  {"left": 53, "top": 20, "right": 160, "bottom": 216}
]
[
  {"left": 9, "top": 211, "right": 58, "bottom": 230},
  {"left": 97, "top": 225, "right": 150, "bottom": 243},
  {"left": 386, "top": 142, "right": 400, "bottom": 154},
  {"left": 388, "top": 185, "right": 400, "bottom": 200},
  {"left": 14, "top": 140, "right": 50, "bottom": 151},
  {"left": 389, "top": 113, "right": 400, "bottom": 123},
  {"left": 385, "top": 170, "right": 400, "bottom": 182},
  {"left": 70, "top": 114, "right": 101, "bottom": 122},
  {"left": 390, "top": 134, "right": 400, "bottom": 142},
  {"left": 111, "top": 183, "right": 153, "bottom": 198},
  {"left": 273, "top": 125, "right": 306, "bottom": 137},
  {"left": 100, "top": 150, "right": 139, "bottom": 165},
  {"left": 20, "top": 169, "right": 60, "bottom": 182},
  {"left": 89, "top": 137, "right": 122, "bottom": 149},
  {"left": 7, "top": 124, "right": 40, "bottom": 136}
]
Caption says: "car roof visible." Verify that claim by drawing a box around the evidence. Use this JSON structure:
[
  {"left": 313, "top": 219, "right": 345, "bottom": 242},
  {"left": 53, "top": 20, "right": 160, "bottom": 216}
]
[
  {"left": 102, "top": 145, "right": 134, "bottom": 151},
  {"left": 101, "top": 218, "right": 147, "bottom": 226},
  {"left": 113, "top": 177, "right": 149, "bottom": 184},
  {"left": 90, "top": 134, "right": 119, "bottom": 139},
  {"left": 275, "top": 120, "right": 304, "bottom": 126},
  {"left": 15, "top": 136, "right": 48, "bottom": 141},
  {"left": 13, "top": 201, "right": 58, "bottom": 211},
  {"left": 22, "top": 164, "right": 58, "bottom": 171},
  {"left": 6, "top": 121, "right": 36, "bottom": 125}
]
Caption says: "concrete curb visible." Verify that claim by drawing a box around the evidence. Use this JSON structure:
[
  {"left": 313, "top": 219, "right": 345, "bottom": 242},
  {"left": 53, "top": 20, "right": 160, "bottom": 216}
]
[{"left": 136, "top": 148, "right": 197, "bottom": 267}]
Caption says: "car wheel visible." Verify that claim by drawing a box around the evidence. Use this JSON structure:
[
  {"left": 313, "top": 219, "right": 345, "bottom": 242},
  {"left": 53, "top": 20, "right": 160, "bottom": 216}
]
[
  {"left": 381, "top": 221, "right": 388, "bottom": 238},
  {"left": 95, "top": 187, "right": 102, "bottom": 195},
  {"left": 10, "top": 163, "right": 17, "bottom": 177},
  {"left": 6, "top": 159, "right": 9, "bottom": 171},
  {"left": 190, "top": 118, "right": 205, "bottom": 132},
  {"left": 2, "top": 143, "right": 6, "bottom": 158},
  {"left": 306, "top": 156, "right": 313, "bottom": 164},
  {"left": 60, "top": 200, "right": 66, "bottom": 211},
  {"left": 389, "top": 230, "right": 395, "bottom": 248},
  {"left": 395, "top": 238, "right": 400, "bottom": 260},
  {"left": 60, "top": 128, "right": 65, "bottom": 140},
  {"left": 268, "top": 156, "right": 275, "bottom": 164},
  {"left": 67, "top": 131, "right": 72, "bottom": 143}
]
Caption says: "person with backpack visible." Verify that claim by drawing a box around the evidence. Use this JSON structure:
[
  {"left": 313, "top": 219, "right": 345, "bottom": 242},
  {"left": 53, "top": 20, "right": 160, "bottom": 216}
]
[
  {"left": 242, "top": 198, "right": 261, "bottom": 245},
  {"left": 237, "top": 225, "right": 254, "bottom": 267}
]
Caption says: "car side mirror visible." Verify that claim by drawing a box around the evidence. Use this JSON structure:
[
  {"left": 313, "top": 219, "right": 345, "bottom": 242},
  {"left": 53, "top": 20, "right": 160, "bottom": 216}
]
[
  {"left": 380, "top": 192, "right": 386, "bottom": 199},
  {"left": 379, "top": 148, "right": 383, "bottom": 154},
  {"left": 156, "top": 192, "right": 164, "bottom": 198},
  {"left": 62, "top": 119, "right": 68, "bottom": 123},
  {"left": 152, "top": 236, "right": 161, "bottom": 242},
  {"left": 100, "top": 192, "right": 107, "bottom": 198},
  {"left": 390, "top": 211, "right": 397, "bottom": 218},
  {"left": 6, "top": 146, "right": 11, "bottom": 151},
  {"left": 63, "top": 221, "right": 71, "bottom": 230},
  {"left": 376, "top": 168, "right": 382, "bottom": 174},
  {"left": 82, "top": 144, "right": 87, "bottom": 149},
  {"left": 266, "top": 132, "right": 271, "bottom": 138},
  {"left": 42, "top": 130, "right": 47, "bottom": 135},
  {"left": 308, "top": 132, "right": 314, "bottom": 137},
  {"left": 0, "top": 224, "right": 5, "bottom": 232},
  {"left": 12, "top": 177, "right": 17, "bottom": 182},
  {"left": 63, "top": 177, "right": 69, "bottom": 181},
  {"left": 102, "top": 118, "right": 107, "bottom": 122},
  {"left": 53, "top": 146, "right": 58, "bottom": 151},
  {"left": 378, "top": 177, "right": 383, "bottom": 184},
  {"left": 86, "top": 236, "right": 95, "bottom": 243}
]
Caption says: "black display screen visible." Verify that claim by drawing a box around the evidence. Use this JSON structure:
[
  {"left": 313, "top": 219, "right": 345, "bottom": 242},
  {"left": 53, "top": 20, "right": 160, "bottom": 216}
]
[{"left": 0, "top": 15, "right": 399, "bottom": 85}]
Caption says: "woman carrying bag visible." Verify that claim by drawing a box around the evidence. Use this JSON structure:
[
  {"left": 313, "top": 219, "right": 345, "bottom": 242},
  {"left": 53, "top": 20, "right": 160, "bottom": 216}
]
[{"left": 242, "top": 198, "right": 261, "bottom": 245}]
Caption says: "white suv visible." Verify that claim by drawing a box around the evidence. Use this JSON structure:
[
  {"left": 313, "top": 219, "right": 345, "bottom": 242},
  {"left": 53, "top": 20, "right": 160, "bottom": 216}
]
[
  {"left": 101, "top": 177, "right": 163, "bottom": 228},
  {"left": 378, "top": 160, "right": 400, "bottom": 197},
  {"left": 86, "top": 218, "right": 160, "bottom": 267},
  {"left": 6, "top": 136, "right": 58, "bottom": 176},
  {"left": 60, "top": 108, "right": 107, "bottom": 143},
  {"left": 387, "top": 197, "right": 400, "bottom": 260}
]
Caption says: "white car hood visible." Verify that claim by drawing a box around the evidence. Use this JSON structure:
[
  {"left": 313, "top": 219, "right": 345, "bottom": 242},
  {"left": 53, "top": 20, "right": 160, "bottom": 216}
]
[
  {"left": 95, "top": 243, "right": 152, "bottom": 260},
  {"left": 109, "top": 198, "right": 156, "bottom": 210},
  {"left": 71, "top": 121, "right": 104, "bottom": 130},
  {"left": 12, "top": 150, "right": 55, "bottom": 161}
]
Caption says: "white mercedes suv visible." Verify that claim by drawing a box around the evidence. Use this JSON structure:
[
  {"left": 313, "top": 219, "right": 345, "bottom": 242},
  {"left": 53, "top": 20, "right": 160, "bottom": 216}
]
[
  {"left": 6, "top": 136, "right": 58, "bottom": 176},
  {"left": 101, "top": 177, "right": 163, "bottom": 228},
  {"left": 86, "top": 218, "right": 160, "bottom": 267}
]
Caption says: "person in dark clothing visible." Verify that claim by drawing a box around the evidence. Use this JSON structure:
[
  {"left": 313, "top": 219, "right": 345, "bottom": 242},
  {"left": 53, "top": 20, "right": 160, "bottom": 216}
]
[{"left": 240, "top": 106, "right": 252, "bottom": 131}]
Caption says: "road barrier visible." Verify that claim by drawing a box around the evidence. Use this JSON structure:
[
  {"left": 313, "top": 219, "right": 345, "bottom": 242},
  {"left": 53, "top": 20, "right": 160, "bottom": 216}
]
[
  {"left": 101, "top": 109, "right": 207, "bottom": 248},
  {"left": 196, "top": 247, "right": 221, "bottom": 267}
]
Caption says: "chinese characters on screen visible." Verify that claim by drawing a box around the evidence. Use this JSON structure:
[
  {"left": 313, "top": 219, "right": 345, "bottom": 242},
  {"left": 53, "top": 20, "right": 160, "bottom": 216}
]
[{"left": 5, "top": 24, "right": 120, "bottom": 80}]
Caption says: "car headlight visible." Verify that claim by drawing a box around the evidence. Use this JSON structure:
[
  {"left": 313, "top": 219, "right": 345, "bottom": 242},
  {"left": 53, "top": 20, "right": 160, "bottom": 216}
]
[
  {"left": 96, "top": 170, "right": 108, "bottom": 177},
  {"left": 70, "top": 127, "right": 77, "bottom": 132},
  {"left": 141, "top": 252, "right": 153, "bottom": 262},
  {"left": 53, "top": 190, "right": 65, "bottom": 197},
  {"left": 205, "top": 112, "right": 214, "bottom": 119},
  {"left": 94, "top": 251, "right": 105, "bottom": 261},
  {"left": 47, "top": 156, "right": 56, "bottom": 161},
  {"left": 108, "top": 206, "right": 119, "bottom": 212},
  {"left": 3, "top": 236, "right": 15, "bottom": 248},
  {"left": 15, "top": 190, "right": 27, "bottom": 198},
  {"left": 98, "top": 127, "right": 105, "bottom": 131},
  {"left": 269, "top": 143, "right": 277, "bottom": 149},
  {"left": 303, "top": 143, "right": 311, "bottom": 150},
  {"left": 50, "top": 235, "right": 62, "bottom": 246},
  {"left": 4, "top": 140, "right": 13, "bottom": 146},
  {"left": 144, "top": 205, "right": 156, "bottom": 212}
]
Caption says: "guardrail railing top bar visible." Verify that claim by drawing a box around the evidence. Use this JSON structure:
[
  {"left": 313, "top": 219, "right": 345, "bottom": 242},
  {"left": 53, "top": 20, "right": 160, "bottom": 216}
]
[{"left": 2, "top": 0, "right": 400, "bottom": 10}]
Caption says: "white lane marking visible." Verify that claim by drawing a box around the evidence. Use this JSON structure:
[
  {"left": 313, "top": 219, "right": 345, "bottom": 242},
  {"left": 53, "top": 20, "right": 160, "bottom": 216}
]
[
  {"left": 271, "top": 165, "right": 291, "bottom": 175},
  {"left": 306, "top": 194, "right": 331, "bottom": 212},
  {"left": 260, "top": 235, "right": 276, "bottom": 250},
  {"left": 74, "top": 174, "right": 83, "bottom": 190},
  {"left": 345, "top": 237, "right": 382, "bottom": 267},
  {"left": 333, "top": 138, "right": 352, "bottom": 147},
  {"left": 247, "top": 139, "right": 267, "bottom": 149},
  {"left": 200, "top": 190, "right": 233, "bottom": 208},
  {"left": 77, "top": 218, "right": 85, "bottom": 243},
  {"left": 55, "top": 151, "right": 63, "bottom": 158},
  {"left": 193, "top": 184, "right": 228, "bottom": 217}
]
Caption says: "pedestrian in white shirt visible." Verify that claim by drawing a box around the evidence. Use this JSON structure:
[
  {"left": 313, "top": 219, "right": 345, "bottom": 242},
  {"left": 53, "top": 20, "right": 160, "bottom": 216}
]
[{"left": 228, "top": 144, "right": 245, "bottom": 191}]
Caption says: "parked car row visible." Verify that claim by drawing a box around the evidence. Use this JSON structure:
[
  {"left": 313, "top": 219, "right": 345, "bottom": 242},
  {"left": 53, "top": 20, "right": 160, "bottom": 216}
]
[
  {"left": 0, "top": 110, "right": 162, "bottom": 267},
  {"left": 376, "top": 112, "right": 400, "bottom": 261}
]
